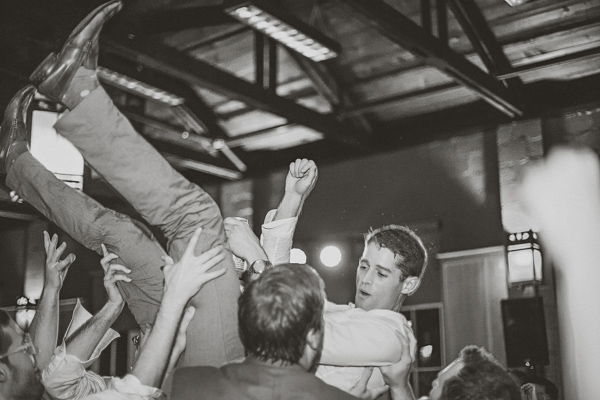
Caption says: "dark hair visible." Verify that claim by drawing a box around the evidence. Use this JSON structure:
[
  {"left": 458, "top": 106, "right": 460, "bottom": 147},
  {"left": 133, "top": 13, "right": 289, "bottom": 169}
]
[
  {"left": 441, "top": 345, "right": 520, "bottom": 400},
  {"left": 238, "top": 263, "right": 325, "bottom": 365},
  {"left": 524, "top": 375, "right": 559, "bottom": 400},
  {"left": 0, "top": 310, "right": 14, "bottom": 361},
  {"left": 365, "top": 225, "right": 428, "bottom": 280}
]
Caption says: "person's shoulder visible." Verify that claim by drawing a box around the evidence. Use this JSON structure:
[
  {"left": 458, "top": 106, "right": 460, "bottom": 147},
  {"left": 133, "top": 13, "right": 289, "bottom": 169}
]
[
  {"left": 343, "top": 305, "right": 408, "bottom": 323},
  {"left": 314, "top": 377, "right": 360, "bottom": 400},
  {"left": 172, "top": 365, "right": 222, "bottom": 387},
  {"left": 171, "top": 366, "right": 227, "bottom": 400}
]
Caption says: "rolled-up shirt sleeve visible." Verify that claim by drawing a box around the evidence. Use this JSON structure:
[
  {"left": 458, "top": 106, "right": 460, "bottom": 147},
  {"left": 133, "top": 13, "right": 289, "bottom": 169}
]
[
  {"left": 320, "top": 302, "right": 408, "bottom": 366},
  {"left": 80, "top": 375, "right": 161, "bottom": 400},
  {"left": 42, "top": 343, "right": 109, "bottom": 400},
  {"left": 42, "top": 300, "right": 120, "bottom": 400},
  {"left": 260, "top": 209, "right": 298, "bottom": 265}
]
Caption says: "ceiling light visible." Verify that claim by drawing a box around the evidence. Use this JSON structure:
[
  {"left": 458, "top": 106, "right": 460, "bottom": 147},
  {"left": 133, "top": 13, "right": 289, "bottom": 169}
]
[
  {"left": 97, "top": 67, "right": 185, "bottom": 106},
  {"left": 225, "top": 0, "right": 340, "bottom": 62},
  {"left": 504, "top": 0, "right": 528, "bottom": 6}
]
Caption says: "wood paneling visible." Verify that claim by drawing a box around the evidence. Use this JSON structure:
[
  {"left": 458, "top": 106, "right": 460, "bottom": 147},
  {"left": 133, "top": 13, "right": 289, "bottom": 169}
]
[{"left": 439, "top": 246, "right": 508, "bottom": 364}]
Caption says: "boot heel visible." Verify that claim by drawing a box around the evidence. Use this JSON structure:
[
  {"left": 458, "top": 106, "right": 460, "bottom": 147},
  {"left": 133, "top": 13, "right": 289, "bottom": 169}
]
[{"left": 29, "top": 53, "right": 57, "bottom": 85}]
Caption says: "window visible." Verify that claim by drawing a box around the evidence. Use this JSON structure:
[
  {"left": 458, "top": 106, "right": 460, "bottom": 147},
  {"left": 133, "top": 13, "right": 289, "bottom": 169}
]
[{"left": 400, "top": 302, "right": 445, "bottom": 398}]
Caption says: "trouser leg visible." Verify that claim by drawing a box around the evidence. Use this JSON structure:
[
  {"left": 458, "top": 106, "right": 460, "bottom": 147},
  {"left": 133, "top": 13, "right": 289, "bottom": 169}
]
[
  {"left": 6, "top": 151, "right": 165, "bottom": 327},
  {"left": 54, "top": 87, "right": 244, "bottom": 366}
]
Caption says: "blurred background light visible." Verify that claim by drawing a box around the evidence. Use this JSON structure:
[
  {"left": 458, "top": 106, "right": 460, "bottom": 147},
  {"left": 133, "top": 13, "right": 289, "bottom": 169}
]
[
  {"left": 290, "top": 248, "right": 307, "bottom": 264},
  {"left": 320, "top": 245, "right": 342, "bottom": 267}
]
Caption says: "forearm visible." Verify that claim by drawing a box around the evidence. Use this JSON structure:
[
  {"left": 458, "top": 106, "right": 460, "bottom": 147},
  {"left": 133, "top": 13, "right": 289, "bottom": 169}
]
[
  {"left": 132, "top": 299, "right": 183, "bottom": 388},
  {"left": 30, "top": 286, "right": 60, "bottom": 369},
  {"left": 273, "top": 191, "right": 305, "bottom": 221},
  {"left": 320, "top": 309, "right": 405, "bottom": 366},
  {"left": 66, "top": 301, "right": 123, "bottom": 361},
  {"left": 390, "top": 384, "right": 415, "bottom": 400}
]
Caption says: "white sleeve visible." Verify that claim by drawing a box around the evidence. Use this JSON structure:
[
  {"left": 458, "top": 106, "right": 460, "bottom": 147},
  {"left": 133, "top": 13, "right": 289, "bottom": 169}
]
[
  {"left": 42, "top": 343, "right": 109, "bottom": 400},
  {"left": 42, "top": 300, "right": 120, "bottom": 400},
  {"left": 80, "top": 375, "right": 161, "bottom": 400},
  {"left": 260, "top": 209, "right": 298, "bottom": 265},
  {"left": 320, "top": 306, "right": 407, "bottom": 366}
]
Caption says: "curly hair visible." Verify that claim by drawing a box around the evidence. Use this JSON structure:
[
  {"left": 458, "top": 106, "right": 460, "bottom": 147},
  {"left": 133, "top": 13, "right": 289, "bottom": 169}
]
[
  {"left": 238, "top": 263, "right": 325, "bottom": 365},
  {"left": 0, "top": 310, "right": 15, "bottom": 363},
  {"left": 442, "top": 345, "right": 520, "bottom": 400},
  {"left": 365, "top": 224, "right": 428, "bottom": 281}
]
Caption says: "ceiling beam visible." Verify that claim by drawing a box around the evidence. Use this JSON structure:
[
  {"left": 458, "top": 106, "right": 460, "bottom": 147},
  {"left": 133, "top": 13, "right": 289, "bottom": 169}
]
[
  {"left": 340, "top": 0, "right": 523, "bottom": 118},
  {"left": 446, "top": 0, "right": 522, "bottom": 88},
  {"left": 137, "top": 6, "right": 236, "bottom": 34},
  {"left": 102, "top": 35, "right": 361, "bottom": 147},
  {"left": 497, "top": 45, "right": 600, "bottom": 80}
]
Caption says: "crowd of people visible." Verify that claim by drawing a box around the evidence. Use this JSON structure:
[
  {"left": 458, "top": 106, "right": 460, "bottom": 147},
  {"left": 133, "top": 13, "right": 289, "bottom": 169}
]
[{"left": 0, "top": 1, "right": 582, "bottom": 399}]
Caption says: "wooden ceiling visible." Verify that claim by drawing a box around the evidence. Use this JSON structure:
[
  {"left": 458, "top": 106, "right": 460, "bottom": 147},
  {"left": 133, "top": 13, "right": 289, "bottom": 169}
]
[{"left": 2, "top": 0, "right": 600, "bottom": 177}]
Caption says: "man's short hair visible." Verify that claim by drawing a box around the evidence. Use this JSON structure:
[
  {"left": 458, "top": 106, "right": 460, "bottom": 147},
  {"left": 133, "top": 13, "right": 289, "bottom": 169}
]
[
  {"left": 238, "top": 263, "right": 325, "bottom": 365},
  {"left": 441, "top": 345, "right": 520, "bottom": 400},
  {"left": 0, "top": 310, "right": 14, "bottom": 361},
  {"left": 365, "top": 225, "right": 428, "bottom": 280}
]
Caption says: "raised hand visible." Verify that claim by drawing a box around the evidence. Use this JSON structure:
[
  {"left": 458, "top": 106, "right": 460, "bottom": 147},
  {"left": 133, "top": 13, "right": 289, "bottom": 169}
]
[
  {"left": 380, "top": 322, "right": 417, "bottom": 400},
  {"left": 162, "top": 228, "right": 227, "bottom": 306},
  {"left": 43, "top": 231, "right": 76, "bottom": 291},
  {"left": 224, "top": 217, "right": 267, "bottom": 265},
  {"left": 101, "top": 244, "right": 131, "bottom": 306},
  {"left": 349, "top": 367, "right": 389, "bottom": 400},
  {"left": 285, "top": 158, "right": 318, "bottom": 199}
]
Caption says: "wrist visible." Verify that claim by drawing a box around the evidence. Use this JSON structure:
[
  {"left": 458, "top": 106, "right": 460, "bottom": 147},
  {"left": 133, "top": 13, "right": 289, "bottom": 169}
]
[
  {"left": 160, "top": 293, "right": 188, "bottom": 312},
  {"left": 106, "top": 299, "right": 125, "bottom": 311}
]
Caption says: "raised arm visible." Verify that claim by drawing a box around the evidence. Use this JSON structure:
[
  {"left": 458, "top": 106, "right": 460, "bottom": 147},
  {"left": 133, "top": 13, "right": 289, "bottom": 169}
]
[
  {"left": 320, "top": 307, "right": 409, "bottom": 366},
  {"left": 29, "top": 232, "right": 75, "bottom": 369},
  {"left": 380, "top": 325, "right": 417, "bottom": 400},
  {"left": 132, "top": 228, "right": 227, "bottom": 388},
  {"left": 273, "top": 158, "right": 318, "bottom": 221},
  {"left": 65, "top": 244, "right": 129, "bottom": 360}
]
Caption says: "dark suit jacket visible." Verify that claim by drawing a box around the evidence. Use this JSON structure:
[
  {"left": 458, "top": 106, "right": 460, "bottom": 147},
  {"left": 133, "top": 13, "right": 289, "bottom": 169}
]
[{"left": 171, "top": 357, "right": 359, "bottom": 400}]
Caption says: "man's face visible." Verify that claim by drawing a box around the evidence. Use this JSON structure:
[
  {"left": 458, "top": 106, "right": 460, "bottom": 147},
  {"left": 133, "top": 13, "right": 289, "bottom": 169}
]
[
  {"left": 428, "top": 359, "right": 464, "bottom": 400},
  {"left": 355, "top": 241, "right": 405, "bottom": 311},
  {"left": 1, "top": 322, "right": 44, "bottom": 400}
]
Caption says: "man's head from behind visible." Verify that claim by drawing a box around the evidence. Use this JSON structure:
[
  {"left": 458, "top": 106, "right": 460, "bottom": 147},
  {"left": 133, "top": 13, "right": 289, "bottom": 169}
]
[
  {"left": 238, "top": 263, "right": 325, "bottom": 372},
  {"left": 429, "top": 345, "right": 520, "bottom": 400},
  {"left": 0, "top": 310, "right": 44, "bottom": 400},
  {"left": 355, "top": 225, "right": 427, "bottom": 311}
]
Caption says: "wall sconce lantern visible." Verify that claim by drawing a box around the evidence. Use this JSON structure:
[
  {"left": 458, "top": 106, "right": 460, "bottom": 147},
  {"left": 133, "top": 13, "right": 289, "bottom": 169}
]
[{"left": 506, "top": 230, "right": 543, "bottom": 285}]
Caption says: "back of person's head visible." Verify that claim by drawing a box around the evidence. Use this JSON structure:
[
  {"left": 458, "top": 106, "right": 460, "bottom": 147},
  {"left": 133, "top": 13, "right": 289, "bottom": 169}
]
[
  {"left": 238, "top": 263, "right": 325, "bottom": 365},
  {"left": 0, "top": 310, "right": 13, "bottom": 357},
  {"left": 442, "top": 345, "right": 520, "bottom": 400},
  {"left": 365, "top": 224, "right": 428, "bottom": 280},
  {"left": 524, "top": 375, "right": 559, "bottom": 400}
]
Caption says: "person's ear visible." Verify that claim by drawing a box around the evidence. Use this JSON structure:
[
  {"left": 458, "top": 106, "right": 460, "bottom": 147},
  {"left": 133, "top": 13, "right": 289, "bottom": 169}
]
[
  {"left": 305, "top": 329, "right": 321, "bottom": 351},
  {"left": 0, "top": 364, "right": 9, "bottom": 383},
  {"left": 401, "top": 276, "right": 421, "bottom": 296}
]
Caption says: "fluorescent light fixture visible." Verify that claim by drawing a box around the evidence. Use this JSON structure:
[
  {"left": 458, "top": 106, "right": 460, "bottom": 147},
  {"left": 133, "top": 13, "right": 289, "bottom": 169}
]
[
  {"left": 504, "top": 0, "right": 528, "bottom": 6},
  {"left": 225, "top": 0, "right": 340, "bottom": 62},
  {"left": 164, "top": 153, "right": 242, "bottom": 180},
  {"left": 97, "top": 67, "right": 185, "bottom": 106}
]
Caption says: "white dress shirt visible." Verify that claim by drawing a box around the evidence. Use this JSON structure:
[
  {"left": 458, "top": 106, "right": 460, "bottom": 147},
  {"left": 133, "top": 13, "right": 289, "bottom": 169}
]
[
  {"left": 42, "top": 300, "right": 161, "bottom": 400},
  {"left": 259, "top": 210, "right": 407, "bottom": 393}
]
